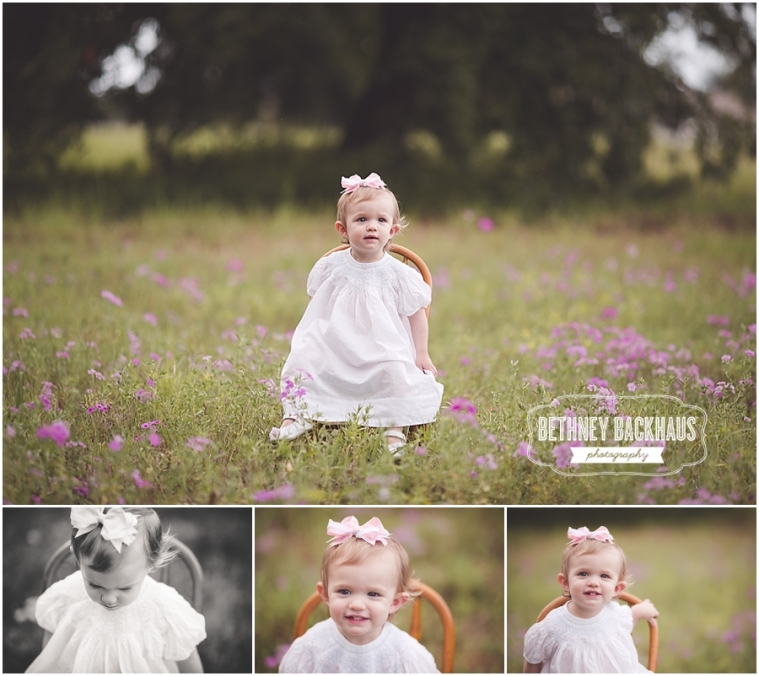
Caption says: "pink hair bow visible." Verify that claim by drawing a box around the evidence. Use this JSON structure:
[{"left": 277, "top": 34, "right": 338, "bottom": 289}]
[
  {"left": 567, "top": 526, "right": 614, "bottom": 544},
  {"left": 326, "top": 516, "right": 390, "bottom": 547},
  {"left": 71, "top": 507, "right": 140, "bottom": 553},
  {"left": 340, "top": 173, "right": 387, "bottom": 194}
]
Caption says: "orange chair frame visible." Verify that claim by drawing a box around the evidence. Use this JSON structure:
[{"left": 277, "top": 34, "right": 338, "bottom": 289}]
[
  {"left": 322, "top": 243, "right": 432, "bottom": 318},
  {"left": 294, "top": 581, "right": 455, "bottom": 672},
  {"left": 537, "top": 591, "right": 658, "bottom": 672}
]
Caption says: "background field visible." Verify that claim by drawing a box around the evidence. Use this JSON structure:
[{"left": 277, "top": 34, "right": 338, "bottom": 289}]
[
  {"left": 506, "top": 508, "right": 756, "bottom": 673},
  {"left": 2, "top": 507, "right": 252, "bottom": 673},
  {"left": 2, "top": 125, "right": 756, "bottom": 506},
  {"left": 255, "top": 507, "right": 504, "bottom": 673}
]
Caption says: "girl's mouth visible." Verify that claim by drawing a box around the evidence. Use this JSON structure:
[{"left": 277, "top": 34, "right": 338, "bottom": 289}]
[
  {"left": 346, "top": 615, "right": 368, "bottom": 623},
  {"left": 584, "top": 591, "right": 601, "bottom": 596}
]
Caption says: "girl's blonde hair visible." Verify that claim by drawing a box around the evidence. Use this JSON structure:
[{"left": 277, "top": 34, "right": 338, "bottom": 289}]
[
  {"left": 336, "top": 185, "right": 409, "bottom": 251},
  {"left": 560, "top": 538, "right": 629, "bottom": 598},
  {"left": 321, "top": 535, "right": 422, "bottom": 604},
  {"left": 71, "top": 507, "right": 177, "bottom": 573}
]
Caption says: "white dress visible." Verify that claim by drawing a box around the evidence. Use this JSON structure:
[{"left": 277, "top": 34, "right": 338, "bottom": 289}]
[
  {"left": 523, "top": 602, "right": 651, "bottom": 673},
  {"left": 34, "top": 571, "right": 206, "bottom": 673},
  {"left": 278, "top": 618, "right": 439, "bottom": 673},
  {"left": 280, "top": 249, "right": 444, "bottom": 427}
]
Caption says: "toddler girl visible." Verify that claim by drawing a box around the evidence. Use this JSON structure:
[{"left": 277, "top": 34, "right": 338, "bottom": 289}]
[
  {"left": 27, "top": 507, "right": 206, "bottom": 673},
  {"left": 269, "top": 173, "right": 444, "bottom": 455},
  {"left": 523, "top": 526, "right": 658, "bottom": 673},
  {"left": 279, "top": 515, "right": 439, "bottom": 673}
]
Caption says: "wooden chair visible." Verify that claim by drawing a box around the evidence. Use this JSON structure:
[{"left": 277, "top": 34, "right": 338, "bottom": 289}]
[
  {"left": 323, "top": 243, "right": 432, "bottom": 318},
  {"left": 536, "top": 591, "right": 658, "bottom": 672},
  {"left": 41, "top": 539, "right": 204, "bottom": 611},
  {"left": 294, "top": 581, "right": 455, "bottom": 672}
]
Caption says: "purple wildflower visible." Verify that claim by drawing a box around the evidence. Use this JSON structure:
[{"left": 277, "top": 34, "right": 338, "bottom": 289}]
[
  {"left": 131, "top": 470, "right": 155, "bottom": 489},
  {"left": 187, "top": 437, "right": 212, "bottom": 452},
  {"left": 101, "top": 290, "right": 123, "bottom": 307},
  {"left": 37, "top": 421, "right": 70, "bottom": 448}
]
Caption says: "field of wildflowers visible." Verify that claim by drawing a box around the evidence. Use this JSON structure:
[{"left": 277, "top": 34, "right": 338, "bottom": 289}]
[
  {"left": 506, "top": 508, "right": 756, "bottom": 673},
  {"left": 2, "top": 160, "right": 755, "bottom": 505}
]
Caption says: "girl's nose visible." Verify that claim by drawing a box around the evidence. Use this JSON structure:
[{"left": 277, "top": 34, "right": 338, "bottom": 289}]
[
  {"left": 348, "top": 597, "right": 365, "bottom": 609},
  {"left": 101, "top": 591, "right": 117, "bottom": 604}
]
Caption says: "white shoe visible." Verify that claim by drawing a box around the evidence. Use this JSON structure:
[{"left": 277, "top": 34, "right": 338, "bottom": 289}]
[
  {"left": 382, "top": 430, "right": 407, "bottom": 459},
  {"left": 269, "top": 419, "right": 313, "bottom": 442}
]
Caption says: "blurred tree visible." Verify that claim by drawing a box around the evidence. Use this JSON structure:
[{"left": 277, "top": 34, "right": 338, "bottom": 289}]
[
  {"left": 3, "top": 3, "right": 148, "bottom": 174},
  {"left": 4, "top": 3, "right": 755, "bottom": 187}
]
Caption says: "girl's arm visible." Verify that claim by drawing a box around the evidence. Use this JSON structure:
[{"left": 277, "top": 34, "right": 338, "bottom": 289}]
[
  {"left": 408, "top": 308, "right": 437, "bottom": 375},
  {"left": 523, "top": 659, "right": 544, "bottom": 673},
  {"left": 26, "top": 625, "right": 74, "bottom": 673},
  {"left": 176, "top": 647, "right": 204, "bottom": 673},
  {"left": 631, "top": 599, "right": 659, "bottom": 627}
]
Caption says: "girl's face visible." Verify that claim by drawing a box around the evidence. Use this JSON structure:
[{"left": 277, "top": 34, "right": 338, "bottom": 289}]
[
  {"left": 557, "top": 547, "right": 625, "bottom": 619},
  {"left": 80, "top": 541, "right": 152, "bottom": 611},
  {"left": 317, "top": 547, "right": 408, "bottom": 645},
  {"left": 335, "top": 192, "right": 400, "bottom": 263}
]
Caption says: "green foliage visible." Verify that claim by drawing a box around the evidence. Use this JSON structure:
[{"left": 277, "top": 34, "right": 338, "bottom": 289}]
[
  {"left": 255, "top": 508, "right": 504, "bottom": 673},
  {"left": 4, "top": 5, "right": 755, "bottom": 192},
  {"left": 507, "top": 512, "right": 756, "bottom": 673},
  {"left": 2, "top": 174, "right": 755, "bottom": 505}
]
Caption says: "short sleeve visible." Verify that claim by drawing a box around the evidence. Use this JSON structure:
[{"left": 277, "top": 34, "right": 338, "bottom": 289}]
[
  {"left": 402, "top": 642, "right": 439, "bottom": 673},
  {"left": 523, "top": 620, "right": 554, "bottom": 665},
  {"left": 155, "top": 583, "right": 207, "bottom": 660},
  {"left": 35, "top": 572, "right": 83, "bottom": 633},
  {"left": 609, "top": 600, "right": 634, "bottom": 633},
  {"left": 397, "top": 265, "right": 431, "bottom": 317},
  {"left": 306, "top": 257, "right": 332, "bottom": 297}
]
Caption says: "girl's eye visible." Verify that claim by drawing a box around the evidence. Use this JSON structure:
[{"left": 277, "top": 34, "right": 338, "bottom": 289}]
[
  {"left": 368, "top": 591, "right": 380, "bottom": 597},
  {"left": 338, "top": 589, "right": 350, "bottom": 595},
  {"left": 88, "top": 583, "right": 101, "bottom": 589},
  {"left": 119, "top": 587, "right": 132, "bottom": 591},
  {"left": 578, "top": 572, "right": 587, "bottom": 576}
]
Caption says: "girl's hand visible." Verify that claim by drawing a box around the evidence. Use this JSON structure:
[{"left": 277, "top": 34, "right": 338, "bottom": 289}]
[
  {"left": 416, "top": 352, "right": 437, "bottom": 377},
  {"left": 632, "top": 599, "right": 659, "bottom": 627}
]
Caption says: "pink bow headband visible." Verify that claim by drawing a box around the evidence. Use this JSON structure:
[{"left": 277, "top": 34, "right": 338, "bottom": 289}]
[
  {"left": 327, "top": 516, "right": 390, "bottom": 547},
  {"left": 567, "top": 526, "right": 614, "bottom": 544},
  {"left": 71, "top": 507, "right": 140, "bottom": 553},
  {"left": 341, "top": 173, "right": 387, "bottom": 194}
]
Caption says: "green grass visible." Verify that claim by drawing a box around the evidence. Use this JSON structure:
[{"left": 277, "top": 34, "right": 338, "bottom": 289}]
[
  {"left": 507, "top": 510, "right": 756, "bottom": 673},
  {"left": 255, "top": 507, "right": 504, "bottom": 673},
  {"left": 3, "top": 190, "right": 755, "bottom": 504}
]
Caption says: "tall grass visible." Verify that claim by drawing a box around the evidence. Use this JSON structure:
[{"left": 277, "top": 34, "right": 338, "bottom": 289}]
[{"left": 3, "top": 186, "right": 755, "bottom": 504}]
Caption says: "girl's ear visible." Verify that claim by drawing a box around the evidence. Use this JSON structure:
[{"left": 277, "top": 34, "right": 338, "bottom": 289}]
[
  {"left": 390, "top": 591, "right": 410, "bottom": 614},
  {"left": 390, "top": 223, "right": 400, "bottom": 237},
  {"left": 335, "top": 221, "right": 347, "bottom": 237},
  {"left": 316, "top": 581, "right": 329, "bottom": 604},
  {"left": 557, "top": 573, "right": 569, "bottom": 592},
  {"left": 614, "top": 580, "right": 627, "bottom": 595}
]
